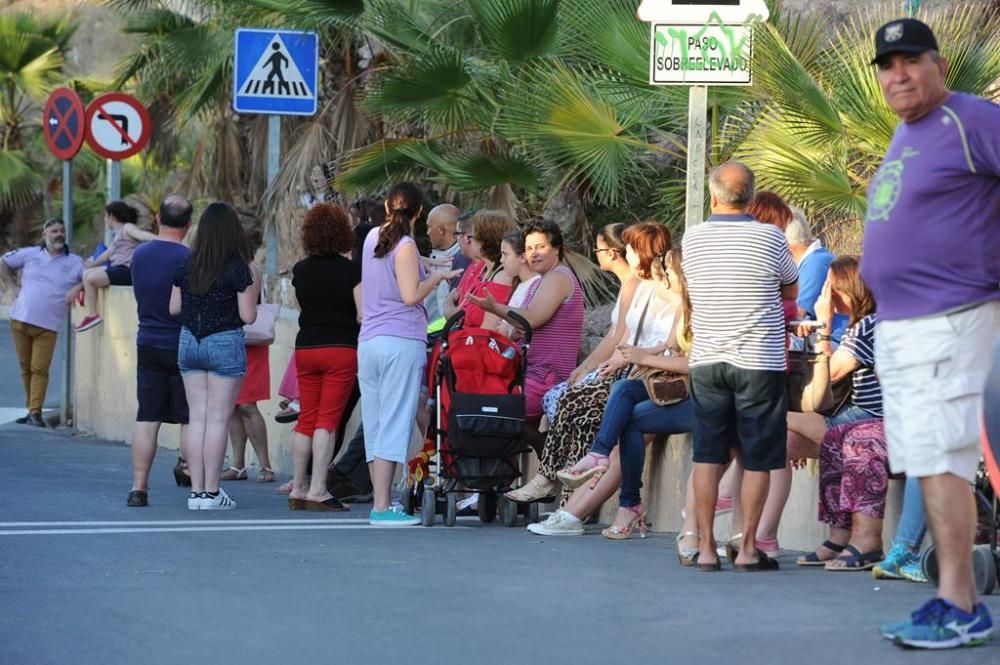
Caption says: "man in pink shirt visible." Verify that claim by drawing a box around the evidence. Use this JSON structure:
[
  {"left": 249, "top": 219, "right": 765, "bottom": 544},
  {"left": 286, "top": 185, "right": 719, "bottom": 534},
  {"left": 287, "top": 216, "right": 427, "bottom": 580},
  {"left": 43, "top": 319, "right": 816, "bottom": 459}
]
[{"left": 0, "top": 219, "right": 84, "bottom": 427}]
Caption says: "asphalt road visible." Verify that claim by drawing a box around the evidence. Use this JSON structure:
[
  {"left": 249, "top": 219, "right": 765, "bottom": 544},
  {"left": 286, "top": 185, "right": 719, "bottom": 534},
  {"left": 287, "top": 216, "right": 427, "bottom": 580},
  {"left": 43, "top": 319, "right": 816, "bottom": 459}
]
[{"left": 2, "top": 424, "right": 998, "bottom": 665}]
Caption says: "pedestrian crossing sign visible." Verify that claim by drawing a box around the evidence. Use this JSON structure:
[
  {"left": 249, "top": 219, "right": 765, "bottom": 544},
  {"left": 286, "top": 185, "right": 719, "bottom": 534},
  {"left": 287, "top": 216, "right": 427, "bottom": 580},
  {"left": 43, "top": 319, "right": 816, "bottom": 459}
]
[{"left": 234, "top": 28, "right": 318, "bottom": 116}]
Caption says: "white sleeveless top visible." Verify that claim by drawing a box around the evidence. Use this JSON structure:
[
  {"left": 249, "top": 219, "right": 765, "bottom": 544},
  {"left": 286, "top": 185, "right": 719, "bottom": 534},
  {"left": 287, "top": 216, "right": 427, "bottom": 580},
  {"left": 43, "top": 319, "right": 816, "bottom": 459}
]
[{"left": 623, "top": 280, "right": 677, "bottom": 348}]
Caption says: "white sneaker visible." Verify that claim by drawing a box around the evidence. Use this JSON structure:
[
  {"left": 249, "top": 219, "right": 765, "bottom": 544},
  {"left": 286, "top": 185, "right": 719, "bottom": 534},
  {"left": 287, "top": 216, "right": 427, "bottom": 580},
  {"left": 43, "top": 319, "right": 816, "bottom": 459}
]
[
  {"left": 526, "top": 510, "right": 584, "bottom": 536},
  {"left": 187, "top": 492, "right": 203, "bottom": 510},
  {"left": 200, "top": 488, "right": 236, "bottom": 510}
]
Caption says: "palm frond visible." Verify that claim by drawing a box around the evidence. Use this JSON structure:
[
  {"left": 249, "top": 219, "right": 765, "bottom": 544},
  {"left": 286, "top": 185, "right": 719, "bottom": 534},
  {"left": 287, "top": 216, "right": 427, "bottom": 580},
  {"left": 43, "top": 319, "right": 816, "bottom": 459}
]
[
  {"left": 364, "top": 46, "right": 484, "bottom": 133},
  {"left": 0, "top": 150, "right": 44, "bottom": 210},
  {"left": 335, "top": 139, "right": 447, "bottom": 194},
  {"left": 468, "top": 0, "right": 559, "bottom": 64}
]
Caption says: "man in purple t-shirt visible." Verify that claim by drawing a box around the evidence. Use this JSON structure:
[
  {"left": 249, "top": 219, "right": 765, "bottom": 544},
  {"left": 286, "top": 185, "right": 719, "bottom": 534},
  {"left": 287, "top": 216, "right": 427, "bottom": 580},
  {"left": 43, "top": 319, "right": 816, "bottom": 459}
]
[{"left": 861, "top": 19, "right": 1000, "bottom": 649}]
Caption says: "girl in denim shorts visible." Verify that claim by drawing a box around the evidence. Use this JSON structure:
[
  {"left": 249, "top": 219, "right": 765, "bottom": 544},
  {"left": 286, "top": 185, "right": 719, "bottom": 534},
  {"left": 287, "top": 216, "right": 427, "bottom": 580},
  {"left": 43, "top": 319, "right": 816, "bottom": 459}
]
[{"left": 170, "top": 202, "right": 260, "bottom": 510}]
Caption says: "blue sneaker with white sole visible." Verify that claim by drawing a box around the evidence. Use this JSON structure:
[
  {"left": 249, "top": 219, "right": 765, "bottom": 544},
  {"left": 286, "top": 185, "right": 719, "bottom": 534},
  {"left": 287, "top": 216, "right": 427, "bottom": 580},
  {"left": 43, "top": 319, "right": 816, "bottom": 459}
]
[
  {"left": 899, "top": 559, "right": 929, "bottom": 583},
  {"left": 369, "top": 507, "right": 421, "bottom": 527},
  {"left": 872, "top": 542, "right": 919, "bottom": 580},
  {"left": 889, "top": 598, "right": 993, "bottom": 649}
]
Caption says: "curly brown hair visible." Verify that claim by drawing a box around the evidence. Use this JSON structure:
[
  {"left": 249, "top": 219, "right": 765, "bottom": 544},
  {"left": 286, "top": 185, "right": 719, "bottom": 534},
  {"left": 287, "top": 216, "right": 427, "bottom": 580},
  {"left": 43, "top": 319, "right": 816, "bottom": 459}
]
[
  {"left": 472, "top": 209, "right": 516, "bottom": 264},
  {"left": 301, "top": 202, "right": 355, "bottom": 257}
]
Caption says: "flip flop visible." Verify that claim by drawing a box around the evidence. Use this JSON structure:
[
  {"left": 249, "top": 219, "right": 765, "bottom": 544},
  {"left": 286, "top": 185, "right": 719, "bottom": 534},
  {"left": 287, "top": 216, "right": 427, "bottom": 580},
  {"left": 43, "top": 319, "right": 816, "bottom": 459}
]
[
  {"left": 797, "top": 540, "right": 847, "bottom": 566},
  {"left": 305, "top": 497, "right": 350, "bottom": 512},
  {"left": 733, "top": 550, "right": 780, "bottom": 572},
  {"left": 692, "top": 552, "right": 722, "bottom": 572},
  {"left": 825, "top": 544, "right": 884, "bottom": 571}
]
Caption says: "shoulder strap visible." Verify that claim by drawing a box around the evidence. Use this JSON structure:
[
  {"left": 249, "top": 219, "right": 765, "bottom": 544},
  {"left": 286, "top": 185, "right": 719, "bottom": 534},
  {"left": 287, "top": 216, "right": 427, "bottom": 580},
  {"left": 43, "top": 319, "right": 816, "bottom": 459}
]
[{"left": 631, "top": 285, "right": 655, "bottom": 346}]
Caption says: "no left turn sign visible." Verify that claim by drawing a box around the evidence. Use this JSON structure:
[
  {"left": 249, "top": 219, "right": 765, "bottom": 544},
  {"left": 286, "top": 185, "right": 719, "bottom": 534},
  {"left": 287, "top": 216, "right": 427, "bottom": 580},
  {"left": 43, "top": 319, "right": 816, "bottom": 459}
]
[{"left": 85, "top": 92, "right": 151, "bottom": 160}]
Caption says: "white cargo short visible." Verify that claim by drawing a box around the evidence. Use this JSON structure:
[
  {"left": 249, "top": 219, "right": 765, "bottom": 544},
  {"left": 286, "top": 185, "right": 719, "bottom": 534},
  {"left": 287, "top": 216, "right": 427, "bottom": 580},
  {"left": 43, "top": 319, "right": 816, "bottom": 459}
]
[{"left": 876, "top": 300, "right": 1000, "bottom": 482}]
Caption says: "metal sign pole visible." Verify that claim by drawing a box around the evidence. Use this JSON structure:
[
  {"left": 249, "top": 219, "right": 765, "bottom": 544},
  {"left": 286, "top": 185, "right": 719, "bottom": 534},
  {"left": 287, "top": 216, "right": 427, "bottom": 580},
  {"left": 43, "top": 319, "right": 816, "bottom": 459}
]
[
  {"left": 60, "top": 159, "right": 73, "bottom": 427},
  {"left": 685, "top": 85, "right": 709, "bottom": 230},
  {"left": 105, "top": 159, "right": 121, "bottom": 246},
  {"left": 265, "top": 115, "right": 280, "bottom": 281}
]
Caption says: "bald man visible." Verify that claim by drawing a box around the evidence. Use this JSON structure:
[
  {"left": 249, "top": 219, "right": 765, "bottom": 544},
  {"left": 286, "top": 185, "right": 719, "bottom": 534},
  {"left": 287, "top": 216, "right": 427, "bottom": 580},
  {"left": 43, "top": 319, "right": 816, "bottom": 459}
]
[{"left": 424, "top": 204, "right": 468, "bottom": 322}]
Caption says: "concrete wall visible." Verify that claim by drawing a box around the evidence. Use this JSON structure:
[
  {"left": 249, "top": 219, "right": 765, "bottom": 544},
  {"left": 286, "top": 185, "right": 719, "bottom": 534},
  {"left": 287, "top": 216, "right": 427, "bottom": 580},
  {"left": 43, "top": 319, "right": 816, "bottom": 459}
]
[{"left": 74, "top": 288, "right": 901, "bottom": 550}]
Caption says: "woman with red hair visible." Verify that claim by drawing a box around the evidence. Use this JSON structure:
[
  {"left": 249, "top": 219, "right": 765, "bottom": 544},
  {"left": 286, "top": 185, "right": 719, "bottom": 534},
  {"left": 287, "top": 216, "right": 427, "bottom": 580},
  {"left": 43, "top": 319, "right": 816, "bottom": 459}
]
[
  {"left": 505, "top": 222, "right": 679, "bottom": 503},
  {"left": 287, "top": 203, "right": 363, "bottom": 511}
]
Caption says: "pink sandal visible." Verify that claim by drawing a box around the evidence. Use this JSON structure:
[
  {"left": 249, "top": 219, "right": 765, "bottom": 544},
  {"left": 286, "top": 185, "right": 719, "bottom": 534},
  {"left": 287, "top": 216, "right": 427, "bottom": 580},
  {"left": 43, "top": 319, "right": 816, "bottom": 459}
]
[
  {"left": 555, "top": 452, "right": 610, "bottom": 489},
  {"left": 602, "top": 504, "right": 647, "bottom": 540}
]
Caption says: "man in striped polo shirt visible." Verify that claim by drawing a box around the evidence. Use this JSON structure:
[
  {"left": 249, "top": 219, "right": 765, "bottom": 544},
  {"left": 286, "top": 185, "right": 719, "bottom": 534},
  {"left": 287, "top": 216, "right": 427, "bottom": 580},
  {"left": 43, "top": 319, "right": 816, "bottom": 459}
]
[{"left": 682, "top": 162, "right": 798, "bottom": 572}]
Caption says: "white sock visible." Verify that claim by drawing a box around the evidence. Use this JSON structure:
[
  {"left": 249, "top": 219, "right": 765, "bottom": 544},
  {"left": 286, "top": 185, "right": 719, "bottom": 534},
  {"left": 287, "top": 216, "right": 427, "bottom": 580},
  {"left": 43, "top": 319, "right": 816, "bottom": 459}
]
[
  {"left": 560, "top": 510, "right": 582, "bottom": 524},
  {"left": 289, "top": 400, "right": 300, "bottom": 411}
]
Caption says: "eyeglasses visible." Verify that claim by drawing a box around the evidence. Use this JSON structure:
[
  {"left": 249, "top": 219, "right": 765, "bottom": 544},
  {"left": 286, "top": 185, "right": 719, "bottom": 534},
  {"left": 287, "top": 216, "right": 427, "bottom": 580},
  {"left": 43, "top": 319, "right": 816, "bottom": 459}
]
[
  {"left": 43, "top": 218, "right": 64, "bottom": 229},
  {"left": 593, "top": 248, "right": 617, "bottom": 254}
]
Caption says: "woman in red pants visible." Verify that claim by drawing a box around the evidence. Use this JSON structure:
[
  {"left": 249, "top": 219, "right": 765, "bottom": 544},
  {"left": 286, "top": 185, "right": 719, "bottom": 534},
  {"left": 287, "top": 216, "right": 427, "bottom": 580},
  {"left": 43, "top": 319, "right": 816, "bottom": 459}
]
[{"left": 287, "top": 203, "right": 362, "bottom": 511}]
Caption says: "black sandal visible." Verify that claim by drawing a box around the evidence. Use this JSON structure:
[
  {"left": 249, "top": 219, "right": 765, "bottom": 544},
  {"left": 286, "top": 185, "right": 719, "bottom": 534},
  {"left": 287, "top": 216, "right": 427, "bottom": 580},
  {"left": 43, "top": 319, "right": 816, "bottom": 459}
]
[
  {"left": 796, "top": 540, "right": 846, "bottom": 566},
  {"left": 692, "top": 552, "right": 722, "bottom": 572},
  {"left": 733, "top": 549, "right": 780, "bottom": 572},
  {"left": 824, "top": 544, "right": 884, "bottom": 571}
]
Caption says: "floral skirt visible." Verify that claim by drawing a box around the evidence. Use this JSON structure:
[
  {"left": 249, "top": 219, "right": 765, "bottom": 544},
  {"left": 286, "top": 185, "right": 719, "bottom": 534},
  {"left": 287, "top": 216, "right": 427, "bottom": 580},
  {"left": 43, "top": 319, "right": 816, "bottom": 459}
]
[{"left": 818, "top": 419, "right": 888, "bottom": 530}]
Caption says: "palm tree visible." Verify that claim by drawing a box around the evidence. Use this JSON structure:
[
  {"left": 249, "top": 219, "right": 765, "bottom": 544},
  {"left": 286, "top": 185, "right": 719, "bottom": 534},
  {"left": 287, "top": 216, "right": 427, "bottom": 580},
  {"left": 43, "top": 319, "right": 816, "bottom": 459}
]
[
  {"left": 727, "top": 0, "right": 1000, "bottom": 249},
  {"left": 0, "top": 12, "right": 75, "bottom": 237}
]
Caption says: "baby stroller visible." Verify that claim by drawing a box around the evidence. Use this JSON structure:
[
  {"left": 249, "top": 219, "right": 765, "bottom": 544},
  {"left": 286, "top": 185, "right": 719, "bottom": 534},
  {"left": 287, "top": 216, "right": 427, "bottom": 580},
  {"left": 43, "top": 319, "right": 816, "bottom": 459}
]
[{"left": 405, "top": 310, "right": 534, "bottom": 527}]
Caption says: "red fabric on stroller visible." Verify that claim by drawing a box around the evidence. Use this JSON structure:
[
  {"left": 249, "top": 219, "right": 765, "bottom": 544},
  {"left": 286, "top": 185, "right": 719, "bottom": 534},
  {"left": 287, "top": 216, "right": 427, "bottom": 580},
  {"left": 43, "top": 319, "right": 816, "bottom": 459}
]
[{"left": 408, "top": 327, "right": 522, "bottom": 485}]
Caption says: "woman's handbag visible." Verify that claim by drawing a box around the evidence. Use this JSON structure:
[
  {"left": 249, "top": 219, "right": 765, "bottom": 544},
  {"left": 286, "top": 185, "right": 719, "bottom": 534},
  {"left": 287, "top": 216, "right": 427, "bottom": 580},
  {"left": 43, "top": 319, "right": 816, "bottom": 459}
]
[
  {"left": 245, "top": 280, "right": 279, "bottom": 346},
  {"left": 625, "top": 290, "right": 690, "bottom": 407},
  {"left": 786, "top": 349, "right": 852, "bottom": 416}
]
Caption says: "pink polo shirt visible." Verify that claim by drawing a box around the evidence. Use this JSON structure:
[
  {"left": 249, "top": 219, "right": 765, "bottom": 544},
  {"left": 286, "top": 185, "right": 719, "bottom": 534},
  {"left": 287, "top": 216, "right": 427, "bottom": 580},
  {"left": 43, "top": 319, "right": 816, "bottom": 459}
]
[{"left": 3, "top": 247, "right": 84, "bottom": 332}]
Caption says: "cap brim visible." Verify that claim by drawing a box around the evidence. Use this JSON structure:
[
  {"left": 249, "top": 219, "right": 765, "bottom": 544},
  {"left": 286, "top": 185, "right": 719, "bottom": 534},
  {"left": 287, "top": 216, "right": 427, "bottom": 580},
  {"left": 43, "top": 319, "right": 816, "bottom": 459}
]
[{"left": 871, "top": 45, "right": 932, "bottom": 65}]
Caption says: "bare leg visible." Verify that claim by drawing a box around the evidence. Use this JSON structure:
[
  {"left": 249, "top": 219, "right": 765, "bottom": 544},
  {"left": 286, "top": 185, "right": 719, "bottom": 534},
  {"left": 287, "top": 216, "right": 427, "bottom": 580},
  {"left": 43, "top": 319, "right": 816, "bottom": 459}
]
[
  {"left": 227, "top": 409, "right": 248, "bottom": 468},
  {"left": 694, "top": 462, "right": 725, "bottom": 565},
  {"left": 202, "top": 375, "right": 243, "bottom": 493},
  {"left": 290, "top": 431, "right": 311, "bottom": 501},
  {"left": 306, "top": 428, "right": 335, "bottom": 502},
  {"left": 82, "top": 268, "right": 109, "bottom": 317},
  {"left": 131, "top": 421, "right": 161, "bottom": 491},
  {"left": 735, "top": 469, "right": 770, "bottom": 565},
  {"left": 757, "top": 463, "right": 792, "bottom": 542},
  {"left": 181, "top": 372, "right": 209, "bottom": 493},
  {"left": 923, "top": 474, "right": 978, "bottom": 612},
  {"left": 237, "top": 403, "right": 271, "bottom": 469},
  {"left": 369, "top": 458, "right": 397, "bottom": 512},
  {"left": 678, "top": 468, "right": 700, "bottom": 554},
  {"left": 562, "top": 448, "right": 623, "bottom": 520},
  {"left": 729, "top": 458, "right": 744, "bottom": 538}
]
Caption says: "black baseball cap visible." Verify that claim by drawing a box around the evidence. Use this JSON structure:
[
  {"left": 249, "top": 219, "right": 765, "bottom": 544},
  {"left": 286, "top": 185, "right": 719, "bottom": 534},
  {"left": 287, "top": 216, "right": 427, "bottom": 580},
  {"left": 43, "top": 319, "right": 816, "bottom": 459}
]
[{"left": 872, "top": 18, "right": 939, "bottom": 65}]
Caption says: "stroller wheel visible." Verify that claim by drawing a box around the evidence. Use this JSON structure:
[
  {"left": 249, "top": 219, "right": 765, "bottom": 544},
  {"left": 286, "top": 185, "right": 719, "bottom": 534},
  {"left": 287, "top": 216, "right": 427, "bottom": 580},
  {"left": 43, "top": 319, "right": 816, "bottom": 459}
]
[
  {"left": 974, "top": 545, "right": 997, "bottom": 595},
  {"left": 500, "top": 496, "right": 518, "bottom": 527},
  {"left": 420, "top": 484, "right": 436, "bottom": 527},
  {"left": 921, "top": 546, "right": 939, "bottom": 586},
  {"left": 444, "top": 493, "right": 458, "bottom": 527},
  {"left": 478, "top": 493, "right": 498, "bottom": 523},
  {"left": 401, "top": 487, "right": 415, "bottom": 516},
  {"left": 526, "top": 501, "right": 540, "bottom": 525}
]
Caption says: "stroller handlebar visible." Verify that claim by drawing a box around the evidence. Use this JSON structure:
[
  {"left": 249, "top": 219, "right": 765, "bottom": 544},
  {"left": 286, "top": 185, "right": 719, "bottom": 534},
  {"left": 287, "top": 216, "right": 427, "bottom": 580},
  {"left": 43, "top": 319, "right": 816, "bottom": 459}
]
[{"left": 442, "top": 309, "right": 533, "bottom": 346}]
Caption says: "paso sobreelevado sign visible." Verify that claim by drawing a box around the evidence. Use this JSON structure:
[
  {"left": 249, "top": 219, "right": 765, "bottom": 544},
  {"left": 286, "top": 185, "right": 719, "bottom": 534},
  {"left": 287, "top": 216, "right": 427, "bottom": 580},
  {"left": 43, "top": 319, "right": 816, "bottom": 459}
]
[{"left": 638, "top": 0, "right": 770, "bottom": 86}]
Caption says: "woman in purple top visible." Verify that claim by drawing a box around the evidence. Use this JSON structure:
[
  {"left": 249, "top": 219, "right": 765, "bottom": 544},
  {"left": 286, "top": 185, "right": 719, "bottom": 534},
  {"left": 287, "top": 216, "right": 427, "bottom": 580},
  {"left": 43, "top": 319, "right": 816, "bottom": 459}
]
[{"left": 358, "top": 182, "right": 459, "bottom": 527}]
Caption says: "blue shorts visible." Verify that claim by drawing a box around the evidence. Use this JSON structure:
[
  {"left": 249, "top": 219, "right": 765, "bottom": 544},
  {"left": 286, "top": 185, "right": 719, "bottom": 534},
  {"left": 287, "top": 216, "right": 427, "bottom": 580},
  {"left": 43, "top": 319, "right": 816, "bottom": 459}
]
[
  {"left": 178, "top": 327, "right": 247, "bottom": 378},
  {"left": 824, "top": 403, "right": 878, "bottom": 428}
]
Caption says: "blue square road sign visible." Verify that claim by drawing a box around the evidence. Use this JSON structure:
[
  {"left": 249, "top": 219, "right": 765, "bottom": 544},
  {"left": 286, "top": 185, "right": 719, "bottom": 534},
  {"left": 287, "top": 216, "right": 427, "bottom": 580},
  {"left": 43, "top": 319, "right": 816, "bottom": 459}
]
[{"left": 234, "top": 28, "right": 318, "bottom": 116}]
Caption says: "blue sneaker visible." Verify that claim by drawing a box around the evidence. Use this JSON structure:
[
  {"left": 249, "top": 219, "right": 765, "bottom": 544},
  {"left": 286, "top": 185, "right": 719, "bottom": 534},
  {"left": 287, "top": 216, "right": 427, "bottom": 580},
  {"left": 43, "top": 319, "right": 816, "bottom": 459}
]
[
  {"left": 872, "top": 543, "right": 919, "bottom": 580},
  {"left": 891, "top": 598, "right": 993, "bottom": 649},
  {"left": 369, "top": 507, "right": 421, "bottom": 527},
  {"left": 899, "top": 559, "right": 929, "bottom": 584}
]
